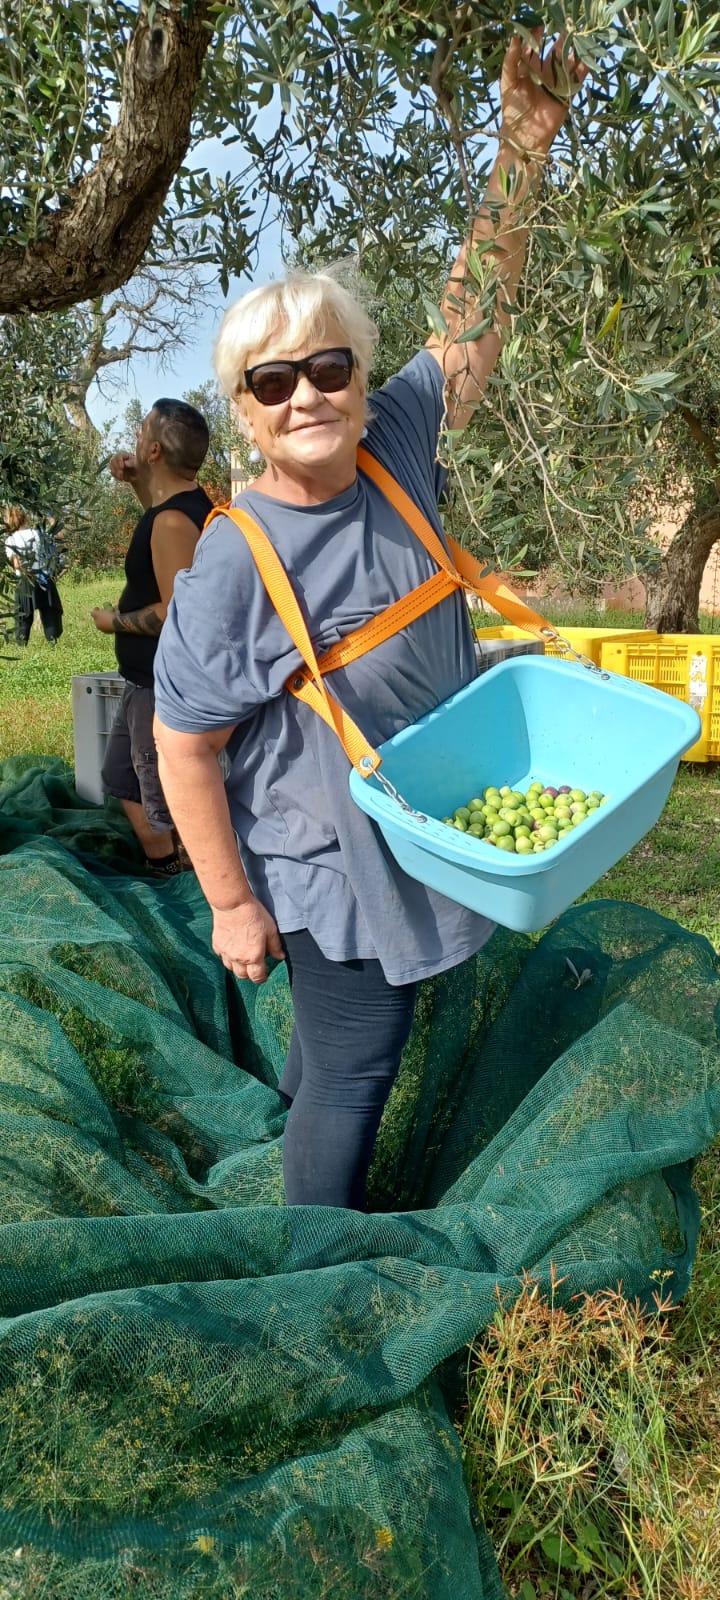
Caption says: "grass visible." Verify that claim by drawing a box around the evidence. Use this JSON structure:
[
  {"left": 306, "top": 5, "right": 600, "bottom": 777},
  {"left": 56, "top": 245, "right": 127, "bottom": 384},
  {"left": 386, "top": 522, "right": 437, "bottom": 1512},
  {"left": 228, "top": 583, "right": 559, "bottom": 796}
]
[
  {"left": 463, "top": 1270, "right": 720, "bottom": 1599},
  {"left": 489, "top": 601, "right": 720, "bottom": 635},
  {"left": 2, "top": 578, "right": 719, "bottom": 766},
  {"left": 463, "top": 761, "right": 720, "bottom": 1598},
  {"left": 0, "top": 572, "right": 121, "bottom": 763},
  {"left": 584, "top": 763, "right": 720, "bottom": 947},
  {"left": 1, "top": 579, "right": 719, "bottom": 1597}
]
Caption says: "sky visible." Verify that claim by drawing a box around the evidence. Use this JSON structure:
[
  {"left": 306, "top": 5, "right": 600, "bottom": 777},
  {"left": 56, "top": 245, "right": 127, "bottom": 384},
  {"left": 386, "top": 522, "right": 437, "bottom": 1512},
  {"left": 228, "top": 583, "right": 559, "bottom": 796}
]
[
  {"left": 83, "top": 71, "right": 420, "bottom": 440},
  {"left": 85, "top": 135, "right": 285, "bottom": 439}
]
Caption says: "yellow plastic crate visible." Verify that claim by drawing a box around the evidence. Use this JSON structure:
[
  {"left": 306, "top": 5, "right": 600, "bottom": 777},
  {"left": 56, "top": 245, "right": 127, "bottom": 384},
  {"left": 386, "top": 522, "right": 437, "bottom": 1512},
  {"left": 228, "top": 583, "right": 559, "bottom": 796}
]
[
  {"left": 474, "top": 622, "right": 657, "bottom": 667},
  {"left": 600, "top": 634, "right": 720, "bottom": 763}
]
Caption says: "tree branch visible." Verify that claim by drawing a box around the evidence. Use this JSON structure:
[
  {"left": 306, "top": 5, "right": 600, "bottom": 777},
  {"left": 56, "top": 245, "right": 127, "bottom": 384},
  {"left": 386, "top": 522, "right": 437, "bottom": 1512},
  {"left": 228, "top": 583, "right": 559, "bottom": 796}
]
[
  {"left": 429, "top": 28, "right": 476, "bottom": 218},
  {"left": 678, "top": 402, "right": 720, "bottom": 491},
  {"left": 0, "top": 0, "right": 213, "bottom": 314}
]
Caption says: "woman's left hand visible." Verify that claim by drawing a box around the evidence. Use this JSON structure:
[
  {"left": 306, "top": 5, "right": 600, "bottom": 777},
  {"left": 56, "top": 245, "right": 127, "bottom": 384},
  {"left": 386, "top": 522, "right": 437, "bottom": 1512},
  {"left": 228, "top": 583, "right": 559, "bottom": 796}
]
[{"left": 499, "top": 30, "right": 588, "bottom": 159}]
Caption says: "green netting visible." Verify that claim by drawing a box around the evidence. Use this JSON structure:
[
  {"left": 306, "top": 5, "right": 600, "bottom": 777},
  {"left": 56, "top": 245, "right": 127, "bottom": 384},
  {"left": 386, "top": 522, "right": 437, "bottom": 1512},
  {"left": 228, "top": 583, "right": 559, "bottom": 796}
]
[{"left": 1, "top": 754, "right": 719, "bottom": 1600}]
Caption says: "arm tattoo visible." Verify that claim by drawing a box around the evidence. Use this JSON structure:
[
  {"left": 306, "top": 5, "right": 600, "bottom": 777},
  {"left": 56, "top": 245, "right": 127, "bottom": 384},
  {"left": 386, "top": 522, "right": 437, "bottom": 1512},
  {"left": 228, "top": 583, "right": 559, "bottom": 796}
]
[{"left": 113, "top": 607, "right": 163, "bottom": 637}]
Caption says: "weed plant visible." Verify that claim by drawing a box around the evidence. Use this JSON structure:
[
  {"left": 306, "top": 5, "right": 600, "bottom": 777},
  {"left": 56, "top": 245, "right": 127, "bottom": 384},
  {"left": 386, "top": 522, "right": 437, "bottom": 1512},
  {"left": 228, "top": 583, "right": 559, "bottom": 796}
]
[{"left": 463, "top": 1263, "right": 720, "bottom": 1599}]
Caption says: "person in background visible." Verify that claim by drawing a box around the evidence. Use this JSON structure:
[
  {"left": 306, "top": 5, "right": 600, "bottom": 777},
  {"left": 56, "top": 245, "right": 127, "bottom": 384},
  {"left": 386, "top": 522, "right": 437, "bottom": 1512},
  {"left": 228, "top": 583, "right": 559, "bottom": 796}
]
[
  {"left": 92, "top": 398, "right": 213, "bottom": 878},
  {"left": 3, "top": 505, "right": 64, "bottom": 646},
  {"left": 153, "top": 31, "right": 587, "bottom": 1203}
]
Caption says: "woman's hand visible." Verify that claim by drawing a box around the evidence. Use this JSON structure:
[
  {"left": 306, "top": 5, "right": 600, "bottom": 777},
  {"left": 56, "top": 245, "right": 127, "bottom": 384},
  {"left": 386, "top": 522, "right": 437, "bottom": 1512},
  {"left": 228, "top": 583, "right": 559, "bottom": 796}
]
[
  {"left": 211, "top": 897, "right": 285, "bottom": 984},
  {"left": 499, "top": 30, "right": 588, "bottom": 161}
]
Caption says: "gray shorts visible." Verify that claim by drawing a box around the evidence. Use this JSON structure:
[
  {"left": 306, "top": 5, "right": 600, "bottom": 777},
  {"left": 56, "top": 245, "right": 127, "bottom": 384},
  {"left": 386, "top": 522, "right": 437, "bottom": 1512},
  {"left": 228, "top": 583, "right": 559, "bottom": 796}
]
[{"left": 101, "top": 682, "right": 173, "bottom": 833}]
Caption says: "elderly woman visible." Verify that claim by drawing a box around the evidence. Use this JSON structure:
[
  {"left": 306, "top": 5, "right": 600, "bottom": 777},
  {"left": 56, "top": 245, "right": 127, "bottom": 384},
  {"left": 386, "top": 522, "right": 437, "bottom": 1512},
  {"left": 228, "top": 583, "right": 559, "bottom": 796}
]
[{"left": 154, "top": 32, "right": 585, "bottom": 1210}]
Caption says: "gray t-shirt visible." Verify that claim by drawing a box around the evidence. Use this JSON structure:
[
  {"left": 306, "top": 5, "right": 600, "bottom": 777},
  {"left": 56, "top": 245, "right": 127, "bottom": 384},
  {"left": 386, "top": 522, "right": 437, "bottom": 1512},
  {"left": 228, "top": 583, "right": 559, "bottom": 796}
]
[{"left": 154, "top": 350, "right": 494, "bottom": 983}]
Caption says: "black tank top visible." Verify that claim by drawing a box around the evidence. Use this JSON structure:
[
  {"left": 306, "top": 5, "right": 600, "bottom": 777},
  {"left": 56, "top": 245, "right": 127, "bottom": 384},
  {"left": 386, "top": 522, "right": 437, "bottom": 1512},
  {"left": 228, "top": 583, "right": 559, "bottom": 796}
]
[{"left": 115, "top": 485, "right": 213, "bottom": 688}]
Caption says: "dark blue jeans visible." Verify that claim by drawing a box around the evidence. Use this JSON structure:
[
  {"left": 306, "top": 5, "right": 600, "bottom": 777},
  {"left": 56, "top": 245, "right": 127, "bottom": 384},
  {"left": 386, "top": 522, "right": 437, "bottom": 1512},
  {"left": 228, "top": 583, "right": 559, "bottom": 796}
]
[{"left": 278, "top": 930, "right": 418, "bottom": 1210}]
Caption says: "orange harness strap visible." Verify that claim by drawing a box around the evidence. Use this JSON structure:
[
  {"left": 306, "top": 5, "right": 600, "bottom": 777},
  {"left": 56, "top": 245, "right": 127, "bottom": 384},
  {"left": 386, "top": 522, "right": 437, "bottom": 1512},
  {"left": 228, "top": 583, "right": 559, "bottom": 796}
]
[
  {"left": 219, "top": 503, "right": 383, "bottom": 774},
  {"left": 204, "top": 449, "right": 557, "bottom": 777},
  {"left": 357, "top": 447, "right": 553, "bottom": 641}
]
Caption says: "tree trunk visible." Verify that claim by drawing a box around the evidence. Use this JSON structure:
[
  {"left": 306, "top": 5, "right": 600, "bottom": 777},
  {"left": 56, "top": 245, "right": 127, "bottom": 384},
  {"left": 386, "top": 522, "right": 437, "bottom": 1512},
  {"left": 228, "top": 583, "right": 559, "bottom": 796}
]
[
  {"left": 644, "top": 504, "right": 720, "bottom": 632},
  {"left": 65, "top": 393, "right": 101, "bottom": 441},
  {"left": 0, "top": 2, "right": 213, "bottom": 315}
]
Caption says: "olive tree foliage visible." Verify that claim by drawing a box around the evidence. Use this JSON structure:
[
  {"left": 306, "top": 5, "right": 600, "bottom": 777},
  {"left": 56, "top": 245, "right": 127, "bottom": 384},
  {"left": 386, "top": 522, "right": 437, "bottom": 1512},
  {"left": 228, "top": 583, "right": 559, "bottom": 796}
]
[
  {"left": 1, "top": 1, "right": 720, "bottom": 625},
  {"left": 0, "top": 313, "right": 131, "bottom": 582},
  {"left": 0, "top": 284, "right": 216, "bottom": 578},
  {"left": 0, "top": 313, "right": 90, "bottom": 525},
  {"left": 0, "top": 314, "right": 80, "bottom": 640}
]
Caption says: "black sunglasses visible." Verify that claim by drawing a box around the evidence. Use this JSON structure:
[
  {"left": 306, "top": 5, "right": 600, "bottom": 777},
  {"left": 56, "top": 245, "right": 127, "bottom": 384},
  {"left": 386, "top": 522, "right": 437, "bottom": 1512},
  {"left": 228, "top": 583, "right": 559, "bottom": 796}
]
[{"left": 243, "top": 346, "right": 355, "bottom": 406}]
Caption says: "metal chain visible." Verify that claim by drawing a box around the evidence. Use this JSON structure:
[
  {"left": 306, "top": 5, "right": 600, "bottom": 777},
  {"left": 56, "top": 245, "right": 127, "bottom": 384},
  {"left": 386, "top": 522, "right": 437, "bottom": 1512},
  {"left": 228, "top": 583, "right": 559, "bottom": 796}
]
[
  {"left": 359, "top": 757, "right": 429, "bottom": 823},
  {"left": 539, "top": 627, "right": 611, "bottom": 680}
]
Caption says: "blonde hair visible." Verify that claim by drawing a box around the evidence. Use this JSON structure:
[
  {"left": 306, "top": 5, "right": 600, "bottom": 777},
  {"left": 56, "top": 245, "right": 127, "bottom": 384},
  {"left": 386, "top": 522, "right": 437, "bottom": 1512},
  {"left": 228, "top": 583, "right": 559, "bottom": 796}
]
[
  {"left": 4, "top": 505, "right": 30, "bottom": 534},
  {"left": 213, "top": 270, "right": 378, "bottom": 406}
]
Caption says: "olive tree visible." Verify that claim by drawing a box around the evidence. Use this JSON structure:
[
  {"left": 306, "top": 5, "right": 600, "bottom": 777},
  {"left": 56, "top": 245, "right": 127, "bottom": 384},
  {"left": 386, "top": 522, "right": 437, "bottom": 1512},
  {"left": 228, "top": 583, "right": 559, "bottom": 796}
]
[
  {"left": 0, "top": 313, "right": 88, "bottom": 517},
  {"left": 64, "top": 265, "right": 211, "bottom": 438},
  {"left": 2, "top": 0, "right": 720, "bottom": 625},
  {"left": 0, "top": 313, "right": 125, "bottom": 574}
]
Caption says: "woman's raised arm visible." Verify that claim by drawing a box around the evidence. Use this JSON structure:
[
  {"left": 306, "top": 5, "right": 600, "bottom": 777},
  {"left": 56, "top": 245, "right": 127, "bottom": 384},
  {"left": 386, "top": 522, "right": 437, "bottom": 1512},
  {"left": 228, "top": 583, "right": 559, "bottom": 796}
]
[{"left": 426, "top": 30, "right": 588, "bottom": 433}]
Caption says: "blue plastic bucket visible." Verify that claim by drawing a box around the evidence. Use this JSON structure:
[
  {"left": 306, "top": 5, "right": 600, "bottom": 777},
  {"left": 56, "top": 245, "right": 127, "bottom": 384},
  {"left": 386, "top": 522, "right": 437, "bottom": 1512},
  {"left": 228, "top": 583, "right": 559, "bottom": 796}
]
[{"left": 349, "top": 657, "right": 701, "bottom": 933}]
